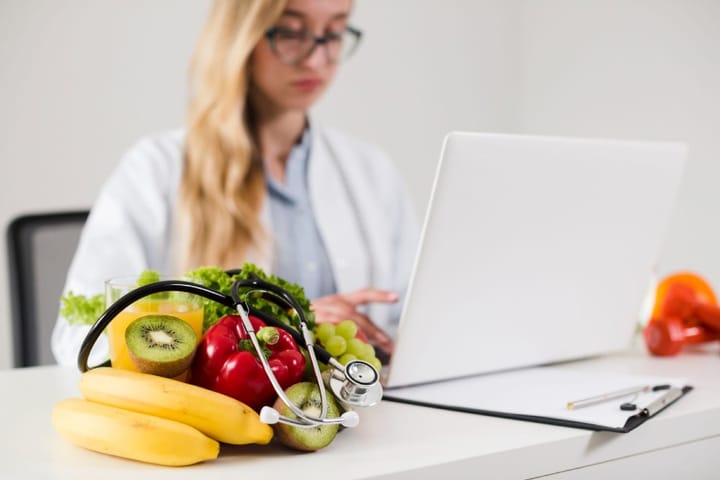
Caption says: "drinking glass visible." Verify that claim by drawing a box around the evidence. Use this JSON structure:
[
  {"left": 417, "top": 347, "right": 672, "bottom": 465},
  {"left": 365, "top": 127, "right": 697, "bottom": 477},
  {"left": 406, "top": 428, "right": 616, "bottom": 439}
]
[{"left": 104, "top": 276, "right": 204, "bottom": 373}]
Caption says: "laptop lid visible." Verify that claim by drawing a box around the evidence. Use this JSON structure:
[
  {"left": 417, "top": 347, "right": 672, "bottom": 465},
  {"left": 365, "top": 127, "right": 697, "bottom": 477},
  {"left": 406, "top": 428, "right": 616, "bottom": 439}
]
[{"left": 384, "top": 132, "right": 686, "bottom": 389}]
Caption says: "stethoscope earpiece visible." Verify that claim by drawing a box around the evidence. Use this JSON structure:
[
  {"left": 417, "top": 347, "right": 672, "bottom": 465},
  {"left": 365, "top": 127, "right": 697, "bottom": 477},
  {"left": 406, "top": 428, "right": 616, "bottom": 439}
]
[
  {"left": 340, "top": 410, "right": 360, "bottom": 428},
  {"left": 259, "top": 406, "right": 361, "bottom": 428},
  {"left": 259, "top": 406, "right": 281, "bottom": 425}
]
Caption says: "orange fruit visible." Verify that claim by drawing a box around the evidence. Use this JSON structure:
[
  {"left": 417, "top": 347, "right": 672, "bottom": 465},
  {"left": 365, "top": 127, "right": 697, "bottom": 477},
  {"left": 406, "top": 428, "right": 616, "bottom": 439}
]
[{"left": 650, "top": 272, "right": 717, "bottom": 322}]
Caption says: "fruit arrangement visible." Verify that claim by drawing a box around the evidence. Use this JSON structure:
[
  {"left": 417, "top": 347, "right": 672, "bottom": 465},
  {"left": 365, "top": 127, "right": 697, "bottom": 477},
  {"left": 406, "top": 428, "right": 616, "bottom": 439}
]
[{"left": 54, "top": 264, "right": 385, "bottom": 466}]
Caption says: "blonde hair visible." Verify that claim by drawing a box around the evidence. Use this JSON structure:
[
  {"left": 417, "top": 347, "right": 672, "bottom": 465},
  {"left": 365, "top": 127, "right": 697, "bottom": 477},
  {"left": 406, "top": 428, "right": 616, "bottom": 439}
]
[{"left": 177, "top": 0, "right": 287, "bottom": 271}]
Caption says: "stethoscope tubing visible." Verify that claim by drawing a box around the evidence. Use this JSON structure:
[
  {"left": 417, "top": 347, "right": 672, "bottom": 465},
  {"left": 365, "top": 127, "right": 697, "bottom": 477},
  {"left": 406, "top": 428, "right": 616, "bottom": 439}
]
[
  {"left": 76, "top": 277, "right": 356, "bottom": 428},
  {"left": 229, "top": 277, "right": 334, "bottom": 423}
]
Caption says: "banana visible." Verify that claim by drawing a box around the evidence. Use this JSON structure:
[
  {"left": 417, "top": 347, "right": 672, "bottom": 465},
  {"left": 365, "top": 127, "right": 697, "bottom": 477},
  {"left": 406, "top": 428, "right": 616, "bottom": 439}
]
[
  {"left": 79, "top": 367, "right": 273, "bottom": 445},
  {"left": 52, "top": 398, "right": 219, "bottom": 466}
]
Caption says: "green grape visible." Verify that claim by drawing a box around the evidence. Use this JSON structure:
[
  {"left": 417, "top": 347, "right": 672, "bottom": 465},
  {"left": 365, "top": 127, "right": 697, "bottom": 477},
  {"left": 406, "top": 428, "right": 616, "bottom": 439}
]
[
  {"left": 345, "top": 338, "right": 366, "bottom": 357},
  {"left": 324, "top": 335, "right": 347, "bottom": 357},
  {"left": 361, "top": 342, "right": 376, "bottom": 361},
  {"left": 335, "top": 319, "right": 358, "bottom": 339},
  {"left": 339, "top": 353, "right": 357, "bottom": 365},
  {"left": 368, "top": 357, "right": 382, "bottom": 373},
  {"left": 316, "top": 323, "right": 336, "bottom": 344}
]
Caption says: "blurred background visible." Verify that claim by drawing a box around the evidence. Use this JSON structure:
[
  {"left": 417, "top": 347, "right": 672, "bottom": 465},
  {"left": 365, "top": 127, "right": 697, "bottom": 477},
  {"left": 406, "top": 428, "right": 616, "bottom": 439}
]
[{"left": 1, "top": 0, "right": 719, "bottom": 369}]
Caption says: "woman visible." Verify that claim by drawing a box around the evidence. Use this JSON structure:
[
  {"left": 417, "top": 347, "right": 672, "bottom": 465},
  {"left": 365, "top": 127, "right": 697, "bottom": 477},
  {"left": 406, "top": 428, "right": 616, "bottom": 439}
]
[{"left": 51, "top": 0, "right": 418, "bottom": 367}]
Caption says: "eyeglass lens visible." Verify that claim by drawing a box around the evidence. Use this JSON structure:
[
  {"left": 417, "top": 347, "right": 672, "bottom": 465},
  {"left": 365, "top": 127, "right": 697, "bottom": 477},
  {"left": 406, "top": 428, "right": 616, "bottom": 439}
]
[{"left": 268, "top": 28, "right": 360, "bottom": 65}]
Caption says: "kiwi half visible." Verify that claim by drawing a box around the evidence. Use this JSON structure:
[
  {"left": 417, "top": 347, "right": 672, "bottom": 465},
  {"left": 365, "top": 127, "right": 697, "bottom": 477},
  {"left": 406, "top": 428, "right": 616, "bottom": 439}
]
[
  {"left": 272, "top": 382, "right": 341, "bottom": 451},
  {"left": 124, "top": 315, "right": 197, "bottom": 378}
]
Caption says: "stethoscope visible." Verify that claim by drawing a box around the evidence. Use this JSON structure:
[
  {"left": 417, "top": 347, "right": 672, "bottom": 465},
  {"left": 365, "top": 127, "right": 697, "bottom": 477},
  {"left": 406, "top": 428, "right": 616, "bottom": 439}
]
[{"left": 77, "top": 275, "right": 384, "bottom": 429}]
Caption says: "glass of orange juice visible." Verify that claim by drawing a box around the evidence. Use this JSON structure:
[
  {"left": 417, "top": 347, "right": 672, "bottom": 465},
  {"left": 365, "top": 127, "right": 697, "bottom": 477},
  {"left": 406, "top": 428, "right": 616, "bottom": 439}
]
[{"left": 105, "top": 276, "right": 204, "bottom": 375}]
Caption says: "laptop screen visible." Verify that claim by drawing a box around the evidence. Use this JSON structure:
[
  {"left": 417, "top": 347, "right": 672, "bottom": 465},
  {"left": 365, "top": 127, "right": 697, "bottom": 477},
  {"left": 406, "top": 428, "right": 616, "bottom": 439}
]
[{"left": 384, "top": 132, "right": 686, "bottom": 388}]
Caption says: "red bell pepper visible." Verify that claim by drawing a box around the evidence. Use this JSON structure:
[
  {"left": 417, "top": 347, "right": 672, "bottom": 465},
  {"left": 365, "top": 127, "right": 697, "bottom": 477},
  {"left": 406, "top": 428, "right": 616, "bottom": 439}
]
[{"left": 190, "top": 314, "right": 305, "bottom": 412}]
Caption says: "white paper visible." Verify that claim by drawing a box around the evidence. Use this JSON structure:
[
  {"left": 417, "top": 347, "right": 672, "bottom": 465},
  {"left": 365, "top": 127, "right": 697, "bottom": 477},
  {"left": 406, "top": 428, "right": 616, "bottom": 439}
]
[{"left": 384, "top": 367, "right": 688, "bottom": 429}]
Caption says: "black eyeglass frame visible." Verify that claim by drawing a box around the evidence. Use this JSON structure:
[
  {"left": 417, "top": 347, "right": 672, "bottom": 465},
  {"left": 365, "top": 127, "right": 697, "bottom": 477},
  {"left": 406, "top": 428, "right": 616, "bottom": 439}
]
[{"left": 265, "top": 25, "right": 363, "bottom": 65}]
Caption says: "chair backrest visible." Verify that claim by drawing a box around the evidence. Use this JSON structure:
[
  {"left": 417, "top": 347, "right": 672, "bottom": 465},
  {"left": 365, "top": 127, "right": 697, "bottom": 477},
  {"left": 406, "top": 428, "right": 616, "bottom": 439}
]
[{"left": 6, "top": 210, "right": 89, "bottom": 367}]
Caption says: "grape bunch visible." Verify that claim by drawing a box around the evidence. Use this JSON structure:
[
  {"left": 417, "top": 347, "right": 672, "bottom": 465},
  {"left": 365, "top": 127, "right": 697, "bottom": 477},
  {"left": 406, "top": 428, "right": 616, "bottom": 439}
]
[{"left": 314, "top": 320, "right": 383, "bottom": 372}]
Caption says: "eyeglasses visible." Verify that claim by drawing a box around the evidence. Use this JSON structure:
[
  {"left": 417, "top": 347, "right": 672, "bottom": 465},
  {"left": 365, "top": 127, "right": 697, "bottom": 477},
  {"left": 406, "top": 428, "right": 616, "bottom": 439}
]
[{"left": 265, "top": 26, "right": 362, "bottom": 66}]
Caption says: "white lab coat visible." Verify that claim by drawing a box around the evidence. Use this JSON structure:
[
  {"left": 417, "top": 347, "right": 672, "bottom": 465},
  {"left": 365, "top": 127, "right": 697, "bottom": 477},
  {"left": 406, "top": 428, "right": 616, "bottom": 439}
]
[{"left": 51, "top": 120, "right": 419, "bottom": 366}]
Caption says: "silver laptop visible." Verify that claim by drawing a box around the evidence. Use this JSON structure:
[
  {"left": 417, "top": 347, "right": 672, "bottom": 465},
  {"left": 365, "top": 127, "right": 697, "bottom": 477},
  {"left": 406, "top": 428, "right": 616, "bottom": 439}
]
[{"left": 384, "top": 132, "right": 686, "bottom": 389}]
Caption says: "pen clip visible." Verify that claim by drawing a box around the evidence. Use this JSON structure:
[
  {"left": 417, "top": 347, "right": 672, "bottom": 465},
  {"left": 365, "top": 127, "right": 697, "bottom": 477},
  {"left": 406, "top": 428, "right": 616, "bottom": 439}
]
[
  {"left": 640, "top": 387, "right": 684, "bottom": 417},
  {"left": 566, "top": 385, "right": 650, "bottom": 410}
]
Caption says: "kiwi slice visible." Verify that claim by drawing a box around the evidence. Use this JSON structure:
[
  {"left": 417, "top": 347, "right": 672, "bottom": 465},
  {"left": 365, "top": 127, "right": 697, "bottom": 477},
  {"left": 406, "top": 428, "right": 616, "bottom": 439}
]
[
  {"left": 272, "top": 382, "right": 341, "bottom": 451},
  {"left": 124, "top": 315, "right": 197, "bottom": 378}
]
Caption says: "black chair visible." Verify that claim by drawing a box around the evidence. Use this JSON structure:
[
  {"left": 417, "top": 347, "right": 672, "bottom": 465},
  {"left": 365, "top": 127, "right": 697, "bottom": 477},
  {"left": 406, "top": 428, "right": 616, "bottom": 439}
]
[{"left": 6, "top": 210, "right": 89, "bottom": 367}]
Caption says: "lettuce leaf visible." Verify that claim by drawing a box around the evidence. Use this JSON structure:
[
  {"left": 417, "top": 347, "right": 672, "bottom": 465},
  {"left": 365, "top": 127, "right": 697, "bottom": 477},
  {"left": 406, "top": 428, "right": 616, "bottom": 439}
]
[
  {"left": 184, "top": 263, "right": 315, "bottom": 332},
  {"left": 59, "top": 291, "right": 105, "bottom": 326},
  {"left": 183, "top": 266, "right": 236, "bottom": 331},
  {"left": 137, "top": 269, "right": 160, "bottom": 286},
  {"left": 58, "top": 263, "right": 314, "bottom": 333},
  {"left": 231, "top": 263, "right": 315, "bottom": 331}
]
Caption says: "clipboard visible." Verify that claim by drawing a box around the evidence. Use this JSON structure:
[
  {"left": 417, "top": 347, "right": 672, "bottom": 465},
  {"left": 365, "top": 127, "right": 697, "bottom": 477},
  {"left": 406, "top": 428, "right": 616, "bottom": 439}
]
[{"left": 382, "top": 366, "right": 692, "bottom": 433}]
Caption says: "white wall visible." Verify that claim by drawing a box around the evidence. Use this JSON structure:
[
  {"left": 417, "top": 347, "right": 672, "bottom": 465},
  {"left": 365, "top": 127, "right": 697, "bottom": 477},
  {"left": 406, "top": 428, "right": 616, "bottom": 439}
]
[
  {"left": 315, "top": 0, "right": 522, "bottom": 207},
  {"left": 2, "top": 1, "right": 719, "bottom": 369},
  {"left": 515, "top": 0, "right": 720, "bottom": 282},
  {"left": 0, "top": 0, "right": 211, "bottom": 369}
]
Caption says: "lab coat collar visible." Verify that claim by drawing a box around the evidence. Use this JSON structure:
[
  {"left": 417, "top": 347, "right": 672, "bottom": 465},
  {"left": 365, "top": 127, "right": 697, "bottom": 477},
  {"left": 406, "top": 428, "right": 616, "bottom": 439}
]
[{"left": 307, "top": 117, "right": 370, "bottom": 295}]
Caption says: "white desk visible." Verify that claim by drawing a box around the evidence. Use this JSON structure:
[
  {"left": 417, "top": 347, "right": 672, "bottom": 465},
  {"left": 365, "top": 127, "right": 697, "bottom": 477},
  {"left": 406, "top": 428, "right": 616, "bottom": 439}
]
[{"left": 2, "top": 342, "right": 719, "bottom": 480}]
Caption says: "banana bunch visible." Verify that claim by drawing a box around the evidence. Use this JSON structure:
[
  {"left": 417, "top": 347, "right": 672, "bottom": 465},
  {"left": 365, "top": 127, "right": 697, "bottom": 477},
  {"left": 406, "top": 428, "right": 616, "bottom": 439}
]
[
  {"left": 53, "top": 398, "right": 219, "bottom": 467},
  {"left": 52, "top": 367, "right": 274, "bottom": 466}
]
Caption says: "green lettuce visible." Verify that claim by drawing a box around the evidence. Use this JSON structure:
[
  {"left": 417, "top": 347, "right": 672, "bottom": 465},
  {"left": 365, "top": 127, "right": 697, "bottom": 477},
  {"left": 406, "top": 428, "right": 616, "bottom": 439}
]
[
  {"left": 183, "top": 266, "right": 236, "bottom": 331},
  {"left": 59, "top": 263, "right": 315, "bottom": 333},
  {"left": 137, "top": 269, "right": 161, "bottom": 286},
  {"left": 59, "top": 291, "right": 105, "bottom": 326},
  {"left": 185, "top": 263, "right": 315, "bottom": 332}
]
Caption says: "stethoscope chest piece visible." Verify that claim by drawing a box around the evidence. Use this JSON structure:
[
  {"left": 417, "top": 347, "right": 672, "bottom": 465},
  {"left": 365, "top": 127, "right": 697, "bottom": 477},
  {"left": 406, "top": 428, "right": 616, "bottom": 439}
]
[{"left": 330, "top": 360, "right": 384, "bottom": 408}]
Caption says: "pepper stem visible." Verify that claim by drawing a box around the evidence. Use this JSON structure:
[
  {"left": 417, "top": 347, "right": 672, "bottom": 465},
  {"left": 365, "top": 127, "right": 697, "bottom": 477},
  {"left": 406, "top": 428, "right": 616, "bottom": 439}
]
[{"left": 257, "top": 326, "right": 279, "bottom": 346}]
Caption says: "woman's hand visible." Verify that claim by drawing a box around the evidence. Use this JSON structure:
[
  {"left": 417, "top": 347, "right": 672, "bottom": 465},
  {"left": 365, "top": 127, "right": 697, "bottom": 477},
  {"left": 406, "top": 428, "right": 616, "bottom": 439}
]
[{"left": 311, "top": 288, "right": 398, "bottom": 354}]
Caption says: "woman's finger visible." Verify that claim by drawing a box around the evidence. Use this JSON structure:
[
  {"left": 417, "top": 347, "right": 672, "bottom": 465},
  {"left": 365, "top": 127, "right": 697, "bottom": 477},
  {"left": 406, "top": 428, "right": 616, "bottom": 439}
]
[
  {"left": 342, "top": 288, "right": 399, "bottom": 306},
  {"left": 312, "top": 308, "right": 346, "bottom": 325},
  {"left": 311, "top": 297, "right": 356, "bottom": 321}
]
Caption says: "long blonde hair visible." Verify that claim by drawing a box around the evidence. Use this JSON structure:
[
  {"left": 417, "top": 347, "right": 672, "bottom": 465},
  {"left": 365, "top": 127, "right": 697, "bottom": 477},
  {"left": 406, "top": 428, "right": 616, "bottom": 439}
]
[{"left": 177, "top": 0, "right": 287, "bottom": 271}]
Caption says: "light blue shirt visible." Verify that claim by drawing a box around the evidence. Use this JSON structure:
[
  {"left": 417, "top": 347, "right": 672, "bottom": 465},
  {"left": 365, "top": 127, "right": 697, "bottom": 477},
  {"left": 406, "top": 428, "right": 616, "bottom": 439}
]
[{"left": 266, "top": 127, "right": 337, "bottom": 300}]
